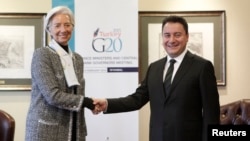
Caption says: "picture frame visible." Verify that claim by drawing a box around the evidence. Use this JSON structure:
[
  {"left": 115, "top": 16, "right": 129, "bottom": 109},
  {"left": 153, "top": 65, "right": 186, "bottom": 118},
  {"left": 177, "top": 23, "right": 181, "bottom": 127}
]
[
  {"left": 139, "top": 11, "right": 226, "bottom": 86},
  {"left": 0, "top": 13, "right": 46, "bottom": 90}
]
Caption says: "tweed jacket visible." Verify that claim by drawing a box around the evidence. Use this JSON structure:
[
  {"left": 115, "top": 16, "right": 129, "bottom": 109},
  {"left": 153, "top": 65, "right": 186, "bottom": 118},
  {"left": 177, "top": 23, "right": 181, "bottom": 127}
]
[{"left": 25, "top": 46, "right": 86, "bottom": 141}]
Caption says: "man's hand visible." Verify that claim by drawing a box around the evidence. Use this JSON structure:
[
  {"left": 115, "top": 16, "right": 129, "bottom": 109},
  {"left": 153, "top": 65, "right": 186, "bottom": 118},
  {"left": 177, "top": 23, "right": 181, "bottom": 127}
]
[{"left": 92, "top": 98, "right": 108, "bottom": 115}]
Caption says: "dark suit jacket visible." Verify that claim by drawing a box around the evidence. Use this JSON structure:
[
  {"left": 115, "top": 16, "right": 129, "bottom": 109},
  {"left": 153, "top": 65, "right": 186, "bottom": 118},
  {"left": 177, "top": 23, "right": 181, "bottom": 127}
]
[{"left": 106, "top": 51, "right": 220, "bottom": 141}]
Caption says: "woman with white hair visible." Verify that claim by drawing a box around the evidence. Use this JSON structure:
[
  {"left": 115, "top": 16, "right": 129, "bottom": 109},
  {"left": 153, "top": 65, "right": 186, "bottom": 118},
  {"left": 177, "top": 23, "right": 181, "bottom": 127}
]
[{"left": 25, "top": 6, "right": 94, "bottom": 141}]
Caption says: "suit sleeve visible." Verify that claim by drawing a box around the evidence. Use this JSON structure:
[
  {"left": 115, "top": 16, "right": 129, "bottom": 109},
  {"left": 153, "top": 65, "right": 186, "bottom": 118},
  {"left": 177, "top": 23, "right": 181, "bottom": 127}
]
[
  {"left": 200, "top": 61, "right": 220, "bottom": 141},
  {"left": 106, "top": 78, "right": 150, "bottom": 113}
]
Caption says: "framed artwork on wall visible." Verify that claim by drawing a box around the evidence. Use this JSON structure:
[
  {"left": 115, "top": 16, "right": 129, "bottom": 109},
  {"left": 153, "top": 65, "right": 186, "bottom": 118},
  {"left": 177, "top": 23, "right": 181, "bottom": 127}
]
[
  {"left": 0, "top": 13, "right": 46, "bottom": 90},
  {"left": 139, "top": 11, "right": 226, "bottom": 86}
]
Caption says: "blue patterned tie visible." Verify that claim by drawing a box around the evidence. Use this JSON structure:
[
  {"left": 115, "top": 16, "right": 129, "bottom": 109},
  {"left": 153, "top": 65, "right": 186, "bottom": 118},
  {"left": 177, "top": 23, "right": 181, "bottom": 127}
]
[{"left": 164, "top": 59, "right": 176, "bottom": 97}]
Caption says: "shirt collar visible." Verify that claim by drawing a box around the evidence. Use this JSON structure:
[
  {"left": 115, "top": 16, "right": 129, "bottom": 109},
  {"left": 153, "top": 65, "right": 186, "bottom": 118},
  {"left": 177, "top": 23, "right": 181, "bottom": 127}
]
[{"left": 168, "top": 48, "right": 187, "bottom": 63}]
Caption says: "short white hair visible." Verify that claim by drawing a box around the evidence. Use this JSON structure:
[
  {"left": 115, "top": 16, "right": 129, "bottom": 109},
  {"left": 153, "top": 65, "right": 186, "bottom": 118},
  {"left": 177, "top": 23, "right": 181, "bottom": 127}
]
[{"left": 44, "top": 6, "right": 75, "bottom": 32}]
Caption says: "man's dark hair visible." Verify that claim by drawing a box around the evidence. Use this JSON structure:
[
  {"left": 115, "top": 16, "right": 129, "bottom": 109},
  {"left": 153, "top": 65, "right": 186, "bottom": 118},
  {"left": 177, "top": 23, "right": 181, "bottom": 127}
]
[{"left": 162, "top": 16, "right": 188, "bottom": 34}]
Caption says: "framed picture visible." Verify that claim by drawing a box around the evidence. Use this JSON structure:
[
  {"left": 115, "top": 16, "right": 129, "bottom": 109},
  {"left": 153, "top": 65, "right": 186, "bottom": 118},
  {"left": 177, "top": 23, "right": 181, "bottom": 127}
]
[
  {"left": 139, "top": 11, "right": 226, "bottom": 86},
  {"left": 0, "top": 13, "right": 46, "bottom": 90}
]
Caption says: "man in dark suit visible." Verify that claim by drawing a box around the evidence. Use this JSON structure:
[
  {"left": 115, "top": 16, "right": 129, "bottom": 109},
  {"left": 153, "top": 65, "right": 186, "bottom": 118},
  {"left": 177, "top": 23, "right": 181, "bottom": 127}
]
[{"left": 93, "top": 16, "right": 220, "bottom": 141}]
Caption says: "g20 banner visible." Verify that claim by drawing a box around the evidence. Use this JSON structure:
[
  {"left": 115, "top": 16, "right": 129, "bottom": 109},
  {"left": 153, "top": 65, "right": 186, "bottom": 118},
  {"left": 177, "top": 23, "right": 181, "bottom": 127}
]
[{"left": 53, "top": 0, "right": 139, "bottom": 140}]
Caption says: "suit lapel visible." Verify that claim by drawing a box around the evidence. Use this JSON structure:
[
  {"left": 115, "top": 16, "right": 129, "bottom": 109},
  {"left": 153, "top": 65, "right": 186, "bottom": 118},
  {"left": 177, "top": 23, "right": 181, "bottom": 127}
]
[
  {"left": 165, "top": 51, "right": 194, "bottom": 101},
  {"left": 155, "top": 57, "right": 168, "bottom": 100}
]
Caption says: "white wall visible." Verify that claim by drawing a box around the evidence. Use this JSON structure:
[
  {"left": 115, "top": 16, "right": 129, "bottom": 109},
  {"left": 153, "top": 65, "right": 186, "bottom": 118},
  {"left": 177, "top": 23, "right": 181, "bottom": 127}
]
[{"left": 1, "top": 0, "right": 250, "bottom": 141}]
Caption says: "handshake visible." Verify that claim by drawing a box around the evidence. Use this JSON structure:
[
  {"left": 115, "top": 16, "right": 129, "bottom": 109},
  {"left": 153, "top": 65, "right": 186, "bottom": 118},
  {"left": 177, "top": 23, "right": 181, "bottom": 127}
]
[{"left": 84, "top": 97, "right": 108, "bottom": 114}]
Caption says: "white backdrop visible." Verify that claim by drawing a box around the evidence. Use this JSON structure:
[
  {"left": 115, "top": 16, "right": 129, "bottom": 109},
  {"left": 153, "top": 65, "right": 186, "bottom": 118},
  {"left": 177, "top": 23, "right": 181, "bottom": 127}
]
[{"left": 75, "top": 0, "right": 139, "bottom": 140}]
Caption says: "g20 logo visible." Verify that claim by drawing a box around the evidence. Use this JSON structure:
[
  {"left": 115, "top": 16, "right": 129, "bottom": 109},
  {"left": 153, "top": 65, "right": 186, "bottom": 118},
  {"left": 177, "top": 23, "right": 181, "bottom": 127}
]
[{"left": 92, "top": 38, "right": 122, "bottom": 52}]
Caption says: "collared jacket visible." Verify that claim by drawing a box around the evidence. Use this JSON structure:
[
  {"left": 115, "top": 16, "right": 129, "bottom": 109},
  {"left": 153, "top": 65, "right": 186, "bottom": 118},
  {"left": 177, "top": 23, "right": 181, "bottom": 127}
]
[
  {"left": 106, "top": 51, "right": 220, "bottom": 141},
  {"left": 25, "top": 46, "right": 86, "bottom": 141}
]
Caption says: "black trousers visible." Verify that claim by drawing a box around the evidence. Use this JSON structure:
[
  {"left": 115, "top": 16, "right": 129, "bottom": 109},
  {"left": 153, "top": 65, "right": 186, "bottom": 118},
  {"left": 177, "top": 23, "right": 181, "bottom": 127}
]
[{"left": 71, "top": 86, "right": 77, "bottom": 141}]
